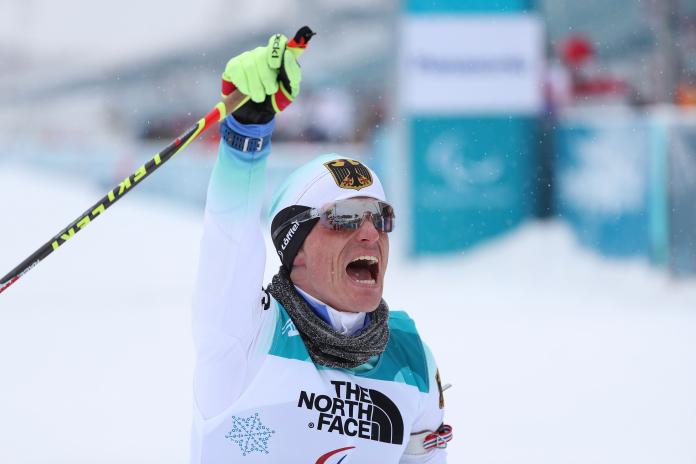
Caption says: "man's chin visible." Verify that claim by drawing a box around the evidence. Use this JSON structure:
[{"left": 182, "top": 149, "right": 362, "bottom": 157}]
[
  {"left": 331, "top": 274, "right": 382, "bottom": 312},
  {"left": 344, "top": 288, "right": 383, "bottom": 313}
]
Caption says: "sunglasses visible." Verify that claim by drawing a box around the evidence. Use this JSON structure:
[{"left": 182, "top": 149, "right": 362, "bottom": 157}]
[{"left": 272, "top": 198, "right": 395, "bottom": 240}]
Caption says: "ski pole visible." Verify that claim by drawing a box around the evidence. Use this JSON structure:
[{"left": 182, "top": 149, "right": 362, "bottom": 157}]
[
  {"left": 0, "top": 26, "right": 315, "bottom": 295},
  {"left": 0, "top": 90, "right": 245, "bottom": 295}
]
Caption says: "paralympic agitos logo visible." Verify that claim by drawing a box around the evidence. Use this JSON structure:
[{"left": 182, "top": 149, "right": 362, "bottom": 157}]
[{"left": 298, "top": 380, "right": 404, "bottom": 445}]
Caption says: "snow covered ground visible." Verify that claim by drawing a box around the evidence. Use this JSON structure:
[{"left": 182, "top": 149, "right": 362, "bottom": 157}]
[{"left": 1, "top": 165, "right": 695, "bottom": 463}]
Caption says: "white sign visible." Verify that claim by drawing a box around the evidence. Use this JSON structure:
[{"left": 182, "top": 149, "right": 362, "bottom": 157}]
[{"left": 400, "top": 15, "right": 544, "bottom": 114}]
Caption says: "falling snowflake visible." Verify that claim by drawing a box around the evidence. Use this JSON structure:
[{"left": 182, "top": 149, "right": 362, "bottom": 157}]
[{"left": 225, "top": 413, "right": 275, "bottom": 456}]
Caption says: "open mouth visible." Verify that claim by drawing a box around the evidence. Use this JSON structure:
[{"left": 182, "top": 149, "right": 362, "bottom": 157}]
[{"left": 345, "top": 255, "right": 379, "bottom": 285}]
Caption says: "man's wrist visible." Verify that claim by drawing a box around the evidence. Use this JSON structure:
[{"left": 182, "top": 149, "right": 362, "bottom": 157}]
[
  {"left": 220, "top": 114, "right": 274, "bottom": 154},
  {"left": 224, "top": 114, "right": 275, "bottom": 138}
]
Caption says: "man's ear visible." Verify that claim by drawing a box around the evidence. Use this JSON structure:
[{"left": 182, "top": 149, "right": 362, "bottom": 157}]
[
  {"left": 293, "top": 247, "right": 306, "bottom": 267},
  {"left": 289, "top": 247, "right": 306, "bottom": 284}
]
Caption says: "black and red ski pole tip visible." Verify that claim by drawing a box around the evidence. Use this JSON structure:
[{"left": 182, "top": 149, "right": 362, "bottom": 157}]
[{"left": 289, "top": 26, "right": 316, "bottom": 48}]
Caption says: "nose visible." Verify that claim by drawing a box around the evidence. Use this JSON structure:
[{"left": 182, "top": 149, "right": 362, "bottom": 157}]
[{"left": 356, "top": 214, "right": 380, "bottom": 243}]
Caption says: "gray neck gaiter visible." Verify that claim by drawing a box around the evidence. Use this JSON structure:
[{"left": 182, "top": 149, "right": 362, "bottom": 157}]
[{"left": 267, "top": 267, "right": 390, "bottom": 369}]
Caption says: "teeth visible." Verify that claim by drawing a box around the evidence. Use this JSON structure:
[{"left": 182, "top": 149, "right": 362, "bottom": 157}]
[
  {"left": 356, "top": 279, "right": 376, "bottom": 284},
  {"left": 351, "top": 255, "right": 378, "bottom": 264}
]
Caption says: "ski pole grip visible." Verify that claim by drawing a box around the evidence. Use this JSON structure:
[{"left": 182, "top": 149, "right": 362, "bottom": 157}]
[
  {"left": 221, "top": 90, "right": 248, "bottom": 117},
  {"left": 288, "top": 26, "right": 316, "bottom": 49}
]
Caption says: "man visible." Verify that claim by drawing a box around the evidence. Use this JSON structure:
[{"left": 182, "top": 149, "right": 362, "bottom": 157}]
[{"left": 190, "top": 29, "right": 451, "bottom": 463}]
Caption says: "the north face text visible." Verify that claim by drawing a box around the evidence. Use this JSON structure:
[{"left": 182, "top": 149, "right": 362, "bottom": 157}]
[{"left": 297, "top": 380, "right": 404, "bottom": 444}]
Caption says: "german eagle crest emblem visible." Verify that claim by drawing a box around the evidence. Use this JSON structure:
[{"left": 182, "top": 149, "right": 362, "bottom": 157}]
[{"left": 323, "top": 159, "right": 373, "bottom": 190}]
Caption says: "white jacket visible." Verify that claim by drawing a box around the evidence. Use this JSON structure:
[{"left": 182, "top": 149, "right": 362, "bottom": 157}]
[{"left": 190, "top": 125, "right": 447, "bottom": 463}]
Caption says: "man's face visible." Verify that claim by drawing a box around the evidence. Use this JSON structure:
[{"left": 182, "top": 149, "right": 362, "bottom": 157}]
[{"left": 290, "top": 212, "right": 389, "bottom": 313}]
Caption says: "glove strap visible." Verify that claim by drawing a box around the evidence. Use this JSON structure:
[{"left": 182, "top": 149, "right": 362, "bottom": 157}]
[
  {"left": 271, "top": 84, "right": 294, "bottom": 113},
  {"left": 423, "top": 424, "right": 453, "bottom": 450},
  {"left": 220, "top": 122, "right": 270, "bottom": 152},
  {"left": 221, "top": 78, "right": 237, "bottom": 97}
]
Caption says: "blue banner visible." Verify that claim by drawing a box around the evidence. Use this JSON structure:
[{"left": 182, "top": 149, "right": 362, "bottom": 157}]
[
  {"left": 406, "top": 0, "right": 535, "bottom": 13},
  {"left": 554, "top": 116, "right": 660, "bottom": 258},
  {"left": 410, "top": 117, "right": 537, "bottom": 253}
]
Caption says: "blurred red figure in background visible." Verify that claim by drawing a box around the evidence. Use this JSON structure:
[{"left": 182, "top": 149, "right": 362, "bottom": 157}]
[{"left": 558, "top": 35, "right": 631, "bottom": 104}]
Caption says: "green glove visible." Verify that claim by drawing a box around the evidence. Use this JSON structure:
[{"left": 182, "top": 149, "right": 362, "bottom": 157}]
[{"left": 221, "top": 33, "right": 305, "bottom": 124}]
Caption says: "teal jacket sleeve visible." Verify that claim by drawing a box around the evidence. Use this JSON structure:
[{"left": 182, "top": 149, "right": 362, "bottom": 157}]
[{"left": 191, "top": 115, "right": 275, "bottom": 419}]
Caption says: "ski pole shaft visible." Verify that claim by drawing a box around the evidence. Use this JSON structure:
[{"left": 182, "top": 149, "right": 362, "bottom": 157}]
[
  {"left": 0, "top": 91, "right": 246, "bottom": 295},
  {"left": 1, "top": 26, "right": 316, "bottom": 296}
]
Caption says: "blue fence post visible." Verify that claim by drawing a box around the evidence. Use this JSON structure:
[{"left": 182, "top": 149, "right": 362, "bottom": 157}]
[{"left": 400, "top": 0, "right": 543, "bottom": 256}]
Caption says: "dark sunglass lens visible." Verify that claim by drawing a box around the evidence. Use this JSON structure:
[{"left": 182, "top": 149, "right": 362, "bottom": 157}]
[
  {"left": 322, "top": 200, "right": 396, "bottom": 232},
  {"left": 372, "top": 215, "right": 385, "bottom": 231},
  {"left": 378, "top": 204, "right": 394, "bottom": 232}
]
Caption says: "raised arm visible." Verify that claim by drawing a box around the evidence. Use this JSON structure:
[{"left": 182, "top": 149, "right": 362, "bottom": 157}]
[{"left": 191, "top": 30, "right": 310, "bottom": 419}]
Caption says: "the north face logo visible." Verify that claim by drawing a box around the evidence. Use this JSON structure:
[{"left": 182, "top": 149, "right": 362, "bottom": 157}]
[{"left": 298, "top": 380, "right": 404, "bottom": 445}]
